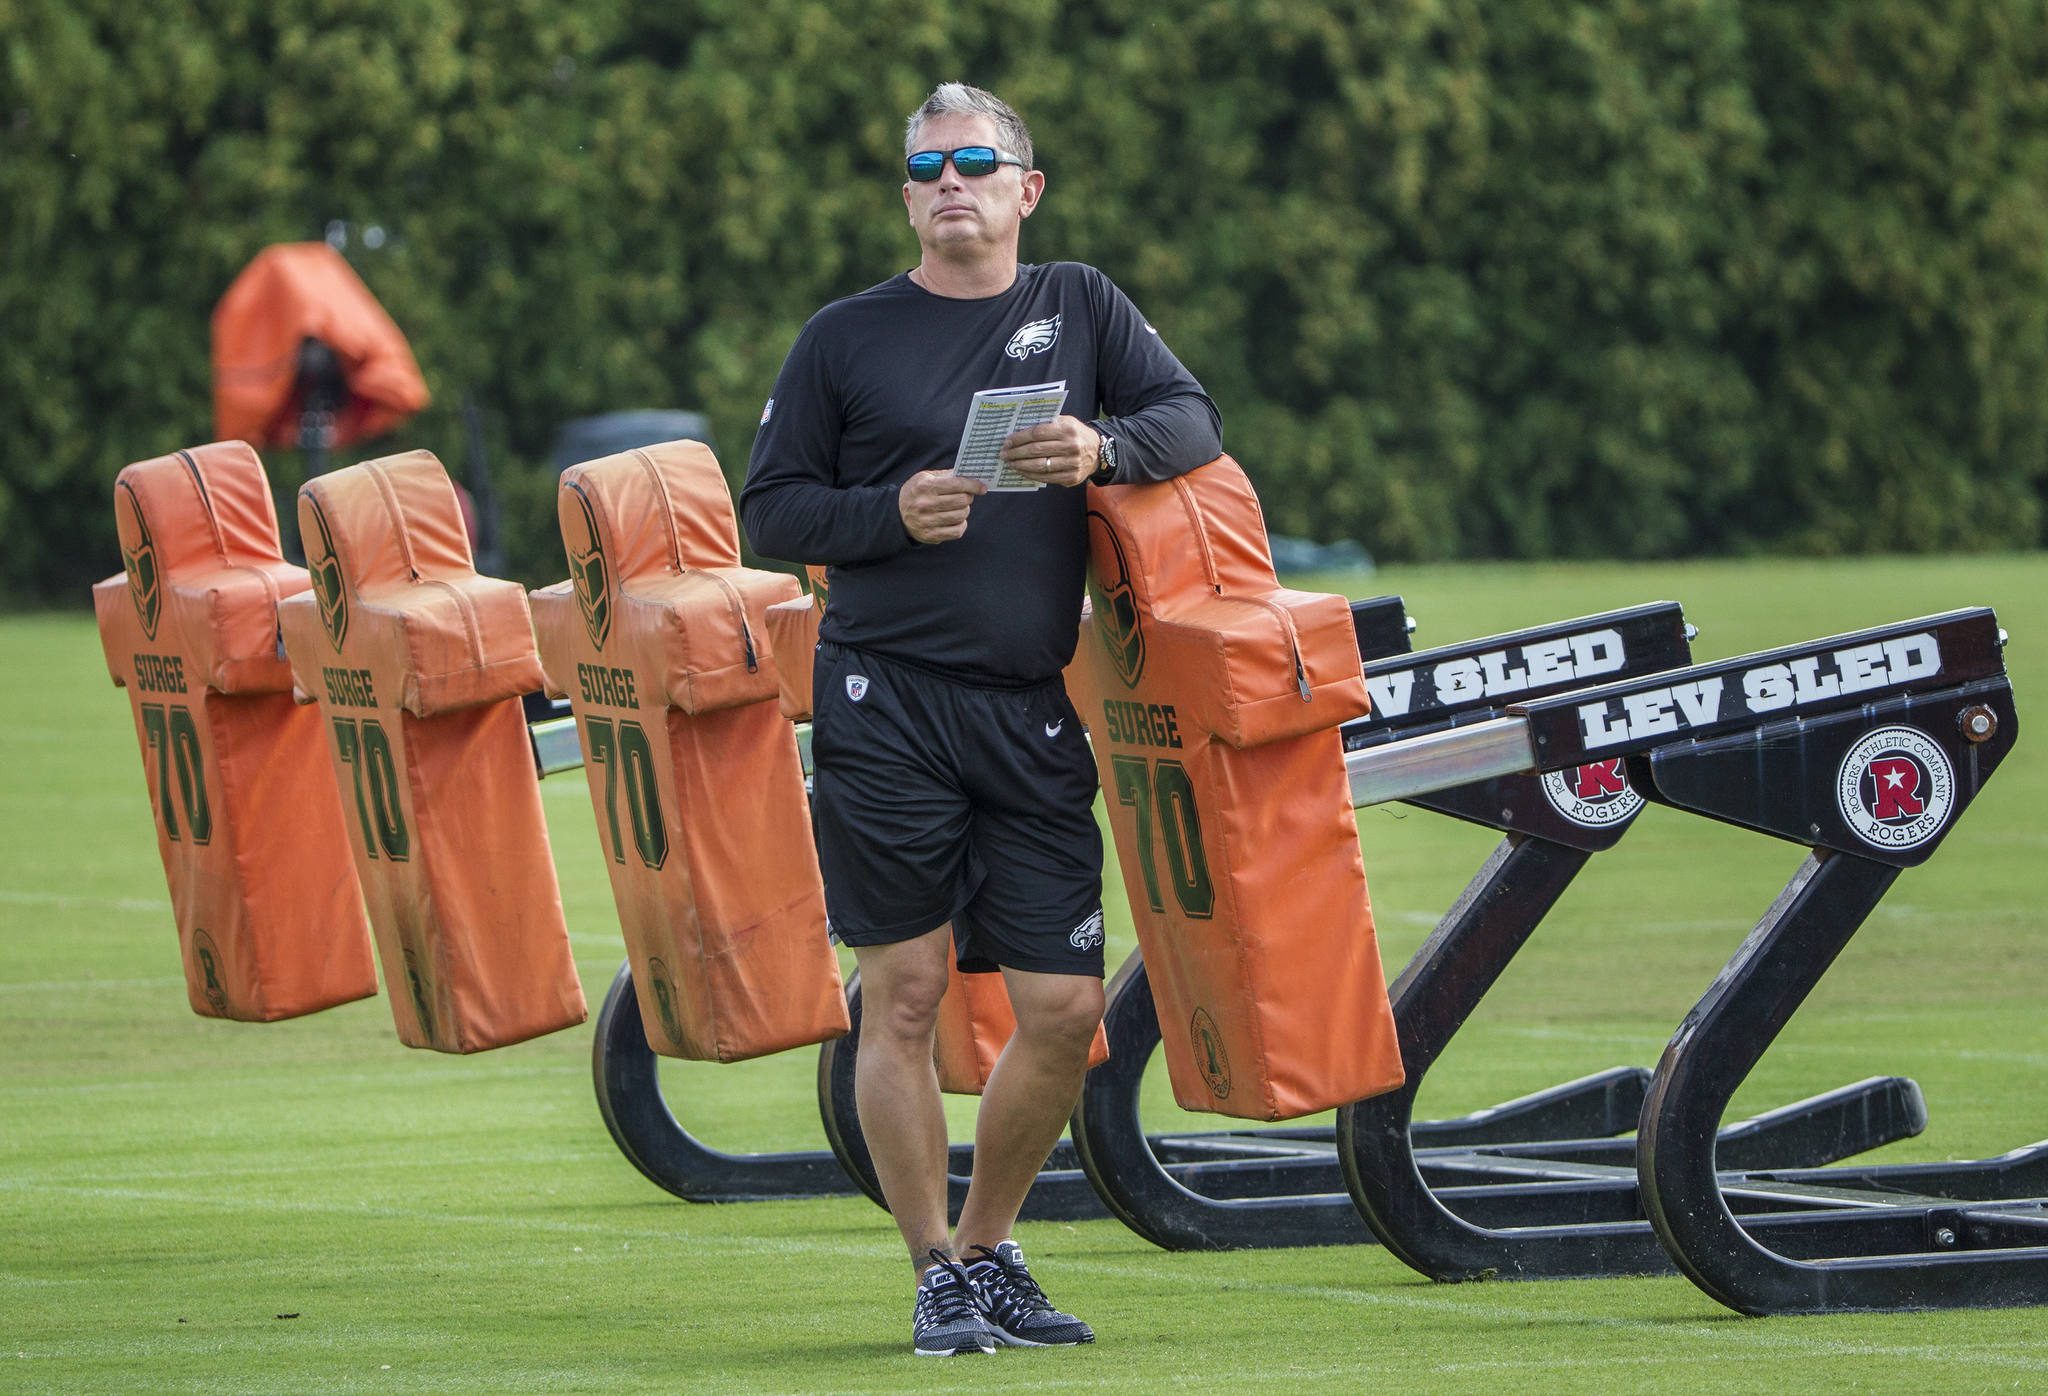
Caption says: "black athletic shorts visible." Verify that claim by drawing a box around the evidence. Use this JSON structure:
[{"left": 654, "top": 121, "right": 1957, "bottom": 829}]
[{"left": 810, "top": 641, "right": 1106, "bottom": 977}]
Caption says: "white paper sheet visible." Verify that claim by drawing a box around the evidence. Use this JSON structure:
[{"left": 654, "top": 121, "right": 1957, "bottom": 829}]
[{"left": 951, "top": 381, "right": 1069, "bottom": 492}]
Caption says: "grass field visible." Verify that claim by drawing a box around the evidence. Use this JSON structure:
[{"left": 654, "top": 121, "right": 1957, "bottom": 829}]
[{"left": 6, "top": 553, "right": 2048, "bottom": 1393}]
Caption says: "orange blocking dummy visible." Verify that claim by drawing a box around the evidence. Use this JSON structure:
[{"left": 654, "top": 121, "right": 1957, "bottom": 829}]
[
  {"left": 763, "top": 586, "right": 821, "bottom": 722},
  {"left": 528, "top": 442, "right": 848, "bottom": 1062},
  {"left": 1072, "top": 457, "right": 1403, "bottom": 1120},
  {"left": 276, "top": 451, "right": 586, "bottom": 1052},
  {"left": 93, "top": 442, "right": 377, "bottom": 1022}
]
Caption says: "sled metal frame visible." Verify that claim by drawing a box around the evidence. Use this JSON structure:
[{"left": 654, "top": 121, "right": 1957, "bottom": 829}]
[{"left": 1344, "top": 608, "right": 2044, "bottom": 1312}]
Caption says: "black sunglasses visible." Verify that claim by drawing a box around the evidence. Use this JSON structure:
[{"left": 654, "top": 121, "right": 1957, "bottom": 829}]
[{"left": 905, "top": 146, "right": 1025, "bottom": 181}]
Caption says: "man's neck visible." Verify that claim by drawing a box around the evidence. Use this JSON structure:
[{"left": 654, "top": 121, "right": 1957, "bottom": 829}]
[{"left": 910, "top": 251, "right": 1019, "bottom": 300}]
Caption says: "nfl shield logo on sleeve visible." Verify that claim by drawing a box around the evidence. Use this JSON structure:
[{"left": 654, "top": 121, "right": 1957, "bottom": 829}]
[{"left": 845, "top": 674, "right": 869, "bottom": 703}]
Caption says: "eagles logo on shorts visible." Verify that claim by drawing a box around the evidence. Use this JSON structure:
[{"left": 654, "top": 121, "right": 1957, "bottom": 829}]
[
  {"left": 1069, "top": 910, "right": 1104, "bottom": 952},
  {"left": 1086, "top": 511, "right": 1145, "bottom": 688}
]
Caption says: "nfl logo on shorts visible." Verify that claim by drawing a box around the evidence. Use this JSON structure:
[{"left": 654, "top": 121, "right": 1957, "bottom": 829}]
[{"left": 845, "top": 674, "right": 869, "bottom": 703}]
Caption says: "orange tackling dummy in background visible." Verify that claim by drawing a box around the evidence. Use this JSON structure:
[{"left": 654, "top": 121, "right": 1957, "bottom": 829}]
[{"left": 212, "top": 243, "right": 429, "bottom": 448}]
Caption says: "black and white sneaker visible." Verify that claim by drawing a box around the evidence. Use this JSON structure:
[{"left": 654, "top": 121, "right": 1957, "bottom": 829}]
[
  {"left": 912, "top": 1251, "right": 997, "bottom": 1357},
  {"left": 966, "top": 1241, "right": 1095, "bottom": 1346}
]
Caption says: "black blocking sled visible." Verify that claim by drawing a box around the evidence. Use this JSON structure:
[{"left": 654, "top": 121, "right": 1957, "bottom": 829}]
[
  {"left": 1340, "top": 607, "right": 2039, "bottom": 1312},
  {"left": 591, "top": 591, "right": 1689, "bottom": 1221},
  {"left": 1070, "top": 603, "right": 1929, "bottom": 1252}
]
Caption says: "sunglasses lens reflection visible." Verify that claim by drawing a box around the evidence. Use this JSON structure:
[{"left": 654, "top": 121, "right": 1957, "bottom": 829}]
[{"left": 906, "top": 147, "right": 1005, "bottom": 181}]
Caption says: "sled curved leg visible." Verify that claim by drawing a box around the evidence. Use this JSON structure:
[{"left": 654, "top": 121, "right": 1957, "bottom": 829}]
[{"left": 593, "top": 961, "right": 858, "bottom": 1201}]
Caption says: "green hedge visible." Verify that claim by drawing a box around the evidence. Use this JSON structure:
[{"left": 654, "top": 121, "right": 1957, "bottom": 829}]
[{"left": 5, "top": 0, "right": 2046, "bottom": 601}]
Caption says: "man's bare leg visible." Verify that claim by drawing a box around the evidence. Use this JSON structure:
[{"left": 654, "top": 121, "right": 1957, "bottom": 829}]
[
  {"left": 952, "top": 966, "right": 1105, "bottom": 1253},
  {"left": 852, "top": 924, "right": 957, "bottom": 1278}
]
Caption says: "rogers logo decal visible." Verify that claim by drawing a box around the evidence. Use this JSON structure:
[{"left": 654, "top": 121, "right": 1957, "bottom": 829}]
[
  {"left": 1541, "top": 759, "right": 1644, "bottom": 828},
  {"left": 1836, "top": 726, "right": 1955, "bottom": 851}
]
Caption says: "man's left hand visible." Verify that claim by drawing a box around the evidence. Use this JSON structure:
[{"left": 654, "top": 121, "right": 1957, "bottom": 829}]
[{"left": 1000, "top": 417, "right": 1100, "bottom": 488}]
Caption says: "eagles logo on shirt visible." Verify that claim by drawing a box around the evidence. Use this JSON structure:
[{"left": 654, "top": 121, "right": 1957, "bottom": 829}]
[{"left": 1005, "top": 313, "right": 1061, "bottom": 359}]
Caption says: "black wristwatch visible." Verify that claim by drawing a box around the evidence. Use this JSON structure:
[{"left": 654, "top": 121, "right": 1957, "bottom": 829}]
[{"left": 1089, "top": 431, "right": 1119, "bottom": 485}]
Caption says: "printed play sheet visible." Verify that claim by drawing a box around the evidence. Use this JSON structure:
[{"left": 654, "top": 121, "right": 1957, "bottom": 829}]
[{"left": 952, "top": 381, "right": 1068, "bottom": 492}]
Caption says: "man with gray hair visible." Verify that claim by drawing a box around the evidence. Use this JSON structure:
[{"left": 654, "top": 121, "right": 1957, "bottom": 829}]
[{"left": 742, "top": 82, "right": 1221, "bottom": 1356}]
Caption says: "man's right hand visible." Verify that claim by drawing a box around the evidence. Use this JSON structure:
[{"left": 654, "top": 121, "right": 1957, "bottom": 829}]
[{"left": 899, "top": 470, "right": 988, "bottom": 544}]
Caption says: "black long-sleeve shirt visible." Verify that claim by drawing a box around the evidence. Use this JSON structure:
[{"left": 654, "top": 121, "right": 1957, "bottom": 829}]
[{"left": 741, "top": 262, "right": 1221, "bottom": 683}]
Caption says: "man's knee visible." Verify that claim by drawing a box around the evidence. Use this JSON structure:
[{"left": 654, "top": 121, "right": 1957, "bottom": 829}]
[
  {"left": 861, "top": 953, "right": 952, "bottom": 1045},
  {"left": 1009, "top": 973, "right": 1104, "bottom": 1056}
]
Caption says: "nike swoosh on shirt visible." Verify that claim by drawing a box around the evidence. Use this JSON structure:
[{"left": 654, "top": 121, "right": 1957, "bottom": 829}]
[{"left": 1045, "top": 721, "right": 1064, "bottom": 738}]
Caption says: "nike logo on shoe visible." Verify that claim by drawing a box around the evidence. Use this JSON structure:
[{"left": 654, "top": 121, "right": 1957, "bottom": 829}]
[{"left": 1044, "top": 720, "right": 1063, "bottom": 738}]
